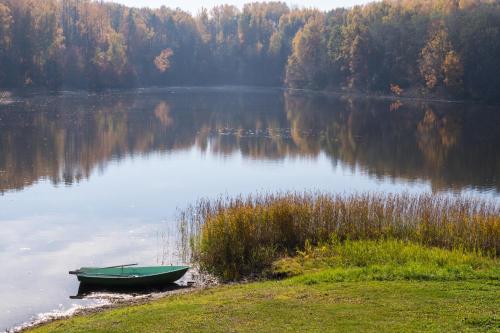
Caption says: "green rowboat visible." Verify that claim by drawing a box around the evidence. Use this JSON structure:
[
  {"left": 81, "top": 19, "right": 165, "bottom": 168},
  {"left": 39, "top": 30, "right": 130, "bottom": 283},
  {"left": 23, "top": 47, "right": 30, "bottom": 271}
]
[{"left": 69, "top": 264, "right": 190, "bottom": 287}]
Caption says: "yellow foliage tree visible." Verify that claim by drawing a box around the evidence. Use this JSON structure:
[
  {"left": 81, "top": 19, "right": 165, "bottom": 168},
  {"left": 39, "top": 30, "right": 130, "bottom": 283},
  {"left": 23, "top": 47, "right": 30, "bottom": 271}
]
[
  {"left": 154, "top": 48, "right": 173, "bottom": 73},
  {"left": 443, "top": 50, "right": 464, "bottom": 94}
]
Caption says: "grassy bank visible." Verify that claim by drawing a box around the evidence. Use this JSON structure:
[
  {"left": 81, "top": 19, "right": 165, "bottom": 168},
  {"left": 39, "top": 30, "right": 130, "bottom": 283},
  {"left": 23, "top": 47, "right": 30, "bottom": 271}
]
[
  {"left": 181, "top": 192, "right": 499, "bottom": 280},
  {"left": 271, "top": 239, "right": 499, "bottom": 281},
  {"left": 29, "top": 241, "right": 500, "bottom": 333}
]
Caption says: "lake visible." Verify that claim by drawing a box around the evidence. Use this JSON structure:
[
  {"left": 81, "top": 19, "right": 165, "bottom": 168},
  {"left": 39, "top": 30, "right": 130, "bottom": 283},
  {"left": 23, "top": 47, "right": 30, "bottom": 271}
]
[{"left": 0, "top": 87, "right": 499, "bottom": 330}]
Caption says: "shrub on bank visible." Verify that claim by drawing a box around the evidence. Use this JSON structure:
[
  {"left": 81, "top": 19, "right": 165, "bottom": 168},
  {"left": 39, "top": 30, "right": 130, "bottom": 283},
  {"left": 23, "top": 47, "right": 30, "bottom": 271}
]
[{"left": 179, "top": 192, "right": 499, "bottom": 280}]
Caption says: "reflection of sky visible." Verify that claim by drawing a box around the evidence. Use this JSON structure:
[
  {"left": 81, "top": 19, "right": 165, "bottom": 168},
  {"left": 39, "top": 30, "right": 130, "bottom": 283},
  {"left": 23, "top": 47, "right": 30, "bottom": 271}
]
[
  {"left": 0, "top": 143, "right": 495, "bottom": 329},
  {"left": 0, "top": 146, "right": 432, "bottom": 220},
  {"left": 0, "top": 218, "right": 170, "bottom": 329}
]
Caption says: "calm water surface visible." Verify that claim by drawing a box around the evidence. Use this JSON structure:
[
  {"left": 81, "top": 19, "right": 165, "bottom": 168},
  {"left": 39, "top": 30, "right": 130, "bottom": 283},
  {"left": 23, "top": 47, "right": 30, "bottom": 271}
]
[{"left": 1, "top": 87, "right": 499, "bottom": 330}]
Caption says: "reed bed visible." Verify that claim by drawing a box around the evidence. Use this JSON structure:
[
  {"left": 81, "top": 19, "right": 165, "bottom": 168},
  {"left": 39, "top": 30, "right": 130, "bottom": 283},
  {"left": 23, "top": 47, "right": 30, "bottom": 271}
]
[{"left": 178, "top": 192, "right": 500, "bottom": 280}]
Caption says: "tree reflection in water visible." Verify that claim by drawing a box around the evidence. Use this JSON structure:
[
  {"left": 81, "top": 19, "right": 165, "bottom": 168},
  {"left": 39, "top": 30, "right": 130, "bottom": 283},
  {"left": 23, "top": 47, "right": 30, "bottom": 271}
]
[{"left": 0, "top": 88, "right": 498, "bottom": 194}]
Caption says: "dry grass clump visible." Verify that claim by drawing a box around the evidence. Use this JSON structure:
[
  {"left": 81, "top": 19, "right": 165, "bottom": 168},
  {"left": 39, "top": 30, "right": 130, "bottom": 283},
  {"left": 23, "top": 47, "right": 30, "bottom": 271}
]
[{"left": 178, "top": 192, "right": 499, "bottom": 280}]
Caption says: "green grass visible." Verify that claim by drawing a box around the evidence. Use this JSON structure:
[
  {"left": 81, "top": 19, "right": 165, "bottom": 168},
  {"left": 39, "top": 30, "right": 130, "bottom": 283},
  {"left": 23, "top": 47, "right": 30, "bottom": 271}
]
[
  {"left": 29, "top": 241, "right": 500, "bottom": 333},
  {"left": 272, "top": 239, "right": 500, "bottom": 282},
  {"left": 28, "top": 281, "right": 500, "bottom": 333}
]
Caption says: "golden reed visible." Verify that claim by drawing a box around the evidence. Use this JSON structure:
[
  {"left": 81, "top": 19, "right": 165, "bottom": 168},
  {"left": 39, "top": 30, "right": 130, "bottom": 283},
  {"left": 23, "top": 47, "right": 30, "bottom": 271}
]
[{"left": 179, "top": 192, "right": 499, "bottom": 279}]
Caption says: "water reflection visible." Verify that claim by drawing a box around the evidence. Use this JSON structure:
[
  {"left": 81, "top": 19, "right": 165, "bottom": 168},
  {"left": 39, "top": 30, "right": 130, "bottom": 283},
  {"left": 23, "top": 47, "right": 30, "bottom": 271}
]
[
  {"left": 286, "top": 93, "right": 500, "bottom": 193},
  {"left": 0, "top": 88, "right": 498, "bottom": 194},
  {"left": 72, "top": 282, "right": 189, "bottom": 300}
]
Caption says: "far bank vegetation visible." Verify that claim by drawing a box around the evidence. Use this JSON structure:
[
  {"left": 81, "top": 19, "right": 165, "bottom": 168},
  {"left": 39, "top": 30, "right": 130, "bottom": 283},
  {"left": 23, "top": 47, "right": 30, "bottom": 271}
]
[{"left": 0, "top": 1, "right": 499, "bottom": 101}]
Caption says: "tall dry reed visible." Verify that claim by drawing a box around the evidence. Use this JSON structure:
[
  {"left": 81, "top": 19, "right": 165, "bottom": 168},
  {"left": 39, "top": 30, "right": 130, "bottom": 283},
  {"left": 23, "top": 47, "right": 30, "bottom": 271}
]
[{"left": 178, "top": 192, "right": 499, "bottom": 280}]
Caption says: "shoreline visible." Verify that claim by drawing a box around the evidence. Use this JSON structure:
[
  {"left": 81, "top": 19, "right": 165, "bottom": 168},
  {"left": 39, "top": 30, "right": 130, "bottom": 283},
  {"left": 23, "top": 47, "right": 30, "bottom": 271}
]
[
  {"left": 12, "top": 284, "right": 204, "bottom": 333},
  {"left": 11, "top": 269, "right": 219, "bottom": 333},
  {"left": 1, "top": 85, "right": 498, "bottom": 106}
]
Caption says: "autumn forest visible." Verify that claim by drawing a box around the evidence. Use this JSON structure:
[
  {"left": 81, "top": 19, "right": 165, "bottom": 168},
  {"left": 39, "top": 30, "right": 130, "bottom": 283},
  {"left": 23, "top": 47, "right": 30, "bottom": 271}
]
[{"left": 0, "top": 0, "right": 500, "bottom": 101}]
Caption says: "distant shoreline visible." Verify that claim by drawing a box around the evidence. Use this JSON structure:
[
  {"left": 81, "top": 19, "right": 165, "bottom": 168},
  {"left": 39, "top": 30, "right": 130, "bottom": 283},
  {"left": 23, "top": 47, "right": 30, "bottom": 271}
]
[{"left": 1, "top": 85, "right": 496, "bottom": 106}]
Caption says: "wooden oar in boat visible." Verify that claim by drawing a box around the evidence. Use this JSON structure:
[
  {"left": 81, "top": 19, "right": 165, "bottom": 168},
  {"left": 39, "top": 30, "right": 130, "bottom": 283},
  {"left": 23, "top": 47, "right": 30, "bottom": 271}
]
[{"left": 69, "top": 263, "right": 138, "bottom": 275}]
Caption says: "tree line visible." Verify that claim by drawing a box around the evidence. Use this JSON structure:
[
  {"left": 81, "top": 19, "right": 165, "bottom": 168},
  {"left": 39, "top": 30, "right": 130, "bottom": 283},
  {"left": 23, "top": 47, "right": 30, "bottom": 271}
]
[{"left": 0, "top": 0, "right": 499, "bottom": 101}]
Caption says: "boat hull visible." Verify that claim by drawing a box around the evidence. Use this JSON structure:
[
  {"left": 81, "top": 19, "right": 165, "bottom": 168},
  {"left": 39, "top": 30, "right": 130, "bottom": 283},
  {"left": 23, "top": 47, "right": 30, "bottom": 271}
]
[{"left": 74, "top": 266, "right": 189, "bottom": 288}]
